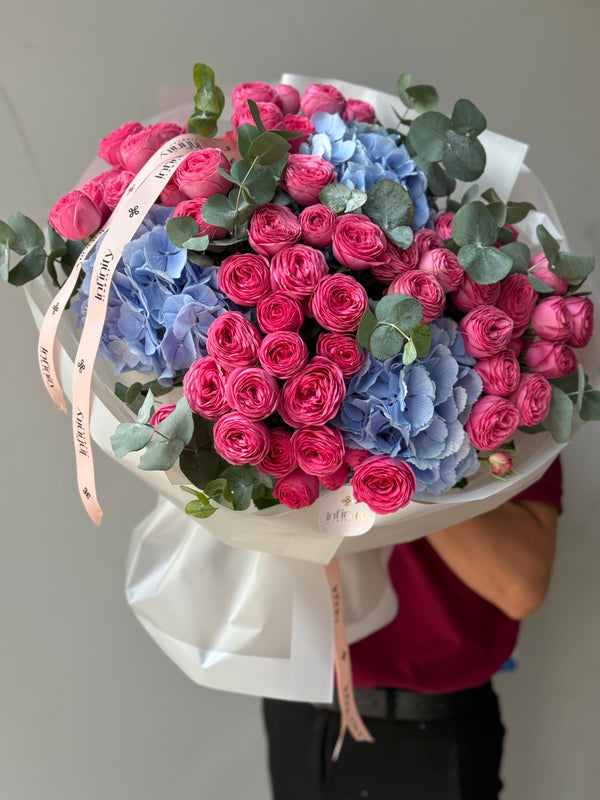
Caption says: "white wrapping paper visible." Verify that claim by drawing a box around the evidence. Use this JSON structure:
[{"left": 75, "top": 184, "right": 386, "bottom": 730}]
[{"left": 24, "top": 80, "right": 600, "bottom": 701}]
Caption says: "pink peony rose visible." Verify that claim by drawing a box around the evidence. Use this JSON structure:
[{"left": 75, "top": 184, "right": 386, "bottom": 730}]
[
  {"left": 283, "top": 114, "right": 316, "bottom": 152},
  {"left": 257, "top": 428, "right": 297, "bottom": 478},
  {"left": 183, "top": 357, "right": 230, "bottom": 420},
  {"left": 49, "top": 188, "right": 103, "bottom": 240},
  {"left": 487, "top": 451, "right": 514, "bottom": 476},
  {"left": 451, "top": 272, "right": 501, "bottom": 313},
  {"left": 232, "top": 81, "right": 282, "bottom": 109},
  {"left": 276, "top": 84, "right": 301, "bottom": 115},
  {"left": 300, "top": 83, "right": 346, "bottom": 118},
  {"left": 564, "top": 296, "right": 594, "bottom": 348},
  {"left": 256, "top": 291, "right": 304, "bottom": 333},
  {"left": 529, "top": 253, "right": 569, "bottom": 295},
  {"left": 280, "top": 356, "right": 346, "bottom": 427},
  {"left": 273, "top": 468, "right": 320, "bottom": 509},
  {"left": 291, "top": 425, "right": 345, "bottom": 476},
  {"left": 417, "top": 248, "right": 463, "bottom": 292},
  {"left": 149, "top": 403, "right": 176, "bottom": 427},
  {"left": 388, "top": 272, "right": 446, "bottom": 323},
  {"left": 460, "top": 305, "right": 514, "bottom": 358},
  {"left": 510, "top": 373, "right": 552, "bottom": 426},
  {"left": 119, "top": 123, "right": 182, "bottom": 173},
  {"left": 371, "top": 241, "right": 419, "bottom": 284},
  {"left": 224, "top": 367, "right": 279, "bottom": 420},
  {"left": 531, "top": 296, "right": 573, "bottom": 342},
  {"left": 507, "top": 336, "right": 524, "bottom": 358},
  {"left": 259, "top": 331, "right": 309, "bottom": 379},
  {"left": 98, "top": 121, "right": 144, "bottom": 167},
  {"left": 342, "top": 99, "right": 376, "bottom": 123},
  {"left": 525, "top": 340, "right": 577, "bottom": 379},
  {"left": 316, "top": 333, "right": 366, "bottom": 378},
  {"left": 217, "top": 252, "right": 272, "bottom": 306},
  {"left": 212, "top": 412, "right": 270, "bottom": 465},
  {"left": 310, "top": 273, "right": 369, "bottom": 333},
  {"left": 319, "top": 463, "right": 349, "bottom": 490},
  {"left": 231, "top": 101, "right": 284, "bottom": 132},
  {"left": 281, "top": 154, "right": 336, "bottom": 206},
  {"left": 298, "top": 204, "right": 338, "bottom": 248},
  {"left": 173, "top": 197, "right": 228, "bottom": 240},
  {"left": 102, "top": 169, "right": 135, "bottom": 211},
  {"left": 331, "top": 213, "right": 387, "bottom": 271},
  {"left": 271, "top": 243, "right": 330, "bottom": 300},
  {"left": 414, "top": 228, "right": 444, "bottom": 254},
  {"left": 160, "top": 181, "right": 188, "bottom": 207},
  {"left": 434, "top": 211, "right": 454, "bottom": 240},
  {"left": 248, "top": 203, "right": 302, "bottom": 256},
  {"left": 174, "top": 148, "right": 233, "bottom": 200},
  {"left": 206, "top": 311, "right": 262, "bottom": 370},
  {"left": 344, "top": 448, "right": 371, "bottom": 469},
  {"left": 496, "top": 273, "right": 538, "bottom": 337},
  {"left": 350, "top": 456, "right": 416, "bottom": 514},
  {"left": 464, "top": 396, "right": 520, "bottom": 450},
  {"left": 474, "top": 350, "right": 521, "bottom": 397}
]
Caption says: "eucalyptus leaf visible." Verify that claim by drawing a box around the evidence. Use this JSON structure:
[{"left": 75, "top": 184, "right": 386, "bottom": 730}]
[
  {"left": 363, "top": 179, "right": 414, "bottom": 231},
  {"left": 413, "top": 157, "right": 456, "bottom": 198},
  {"left": 410, "top": 323, "right": 432, "bottom": 358},
  {"left": 505, "top": 201, "right": 535, "bottom": 225},
  {"left": 246, "top": 99, "right": 266, "bottom": 133},
  {"left": 458, "top": 244, "right": 513, "bottom": 284},
  {"left": 460, "top": 184, "right": 480, "bottom": 206},
  {"left": 180, "top": 449, "right": 227, "bottom": 489},
  {"left": 137, "top": 389, "right": 155, "bottom": 424},
  {"left": 555, "top": 252, "right": 595, "bottom": 284},
  {"left": 500, "top": 241, "right": 531, "bottom": 271},
  {"left": 204, "top": 478, "right": 234, "bottom": 509},
  {"left": 319, "top": 183, "right": 351, "bottom": 213},
  {"left": 166, "top": 216, "right": 199, "bottom": 247},
  {"left": 407, "top": 111, "right": 451, "bottom": 161},
  {"left": 405, "top": 84, "right": 439, "bottom": 114},
  {"left": 450, "top": 99, "right": 486, "bottom": 137},
  {"left": 8, "top": 211, "right": 45, "bottom": 251},
  {"left": 486, "top": 201, "right": 507, "bottom": 228},
  {"left": 442, "top": 131, "right": 486, "bottom": 182},
  {"left": 110, "top": 422, "right": 154, "bottom": 458},
  {"left": 397, "top": 73, "right": 412, "bottom": 106},
  {"left": 236, "top": 124, "right": 261, "bottom": 161},
  {"left": 481, "top": 188, "right": 502, "bottom": 204},
  {"left": 243, "top": 168, "right": 277, "bottom": 204},
  {"left": 356, "top": 308, "right": 378, "bottom": 349},
  {"left": 452, "top": 201, "right": 498, "bottom": 247},
  {"left": 346, "top": 189, "right": 368, "bottom": 213},
  {"left": 181, "top": 235, "right": 210, "bottom": 251},
  {"left": 220, "top": 464, "right": 255, "bottom": 510},
  {"left": 402, "top": 338, "right": 418, "bottom": 365},
  {"left": 187, "top": 63, "right": 225, "bottom": 137},
  {"left": 536, "top": 224, "right": 560, "bottom": 265},
  {"left": 6, "top": 247, "right": 46, "bottom": 285},
  {"left": 249, "top": 130, "right": 291, "bottom": 165},
  {"left": 580, "top": 387, "right": 600, "bottom": 420},
  {"left": 156, "top": 396, "right": 194, "bottom": 445},
  {"left": 185, "top": 499, "right": 217, "bottom": 518},
  {"left": 387, "top": 226, "right": 414, "bottom": 249},
  {"left": 544, "top": 385, "right": 574, "bottom": 442},
  {"left": 577, "top": 364, "right": 586, "bottom": 413},
  {"left": 369, "top": 323, "right": 406, "bottom": 360},
  {"left": 201, "top": 193, "right": 238, "bottom": 232},
  {"left": 527, "top": 273, "right": 555, "bottom": 293},
  {"left": 375, "top": 293, "right": 423, "bottom": 329},
  {"left": 139, "top": 437, "right": 186, "bottom": 471}
]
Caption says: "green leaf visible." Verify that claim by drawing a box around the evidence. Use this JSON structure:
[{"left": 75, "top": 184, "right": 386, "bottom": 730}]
[
  {"left": 243, "top": 167, "right": 277, "bottom": 204},
  {"left": 166, "top": 216, "right": 199, "bottom": 247},
  {"left": 500, "top": 241, "right": 531, "bottom": 271},
  {"left": 187, "top": 63, "right": 225, "bottom": 137},
  {"left": 486, "top": 201, "right": 507, "bottom": 228},
  {"left": 137, "top": 389, "right": 155, "bottom": 424},
  {"left": 156, "top": 396, "right": 194, "bottom": 445},
  {"left": 407, "top": 111, "right": 451, "bottom": 161},
  {"left": 461, "top": 184, "right": 480, "bottom": 206},
  {"left": 369, "top": 323, "right": 406, "bottom": 360},
  {"left": 387, "top": 225, "right": 414, "bottom": 249},
  {"left": 356, "top": 308, "right": 378, "bottom": 349},
  {"left": 527, "top": 273, "right": 555, "bottom": 293},
  {"left": 405, "top": 84, "right": 439, "bottom": 114},
  {"left": 505, "top": 201, "right": 535, "bottom": 225},
  {"left": 413, "top": 157, "right": 456, "bottom": 198},
  {"left": 201, "top": 193, "right": 238, "bottom": 232},
  {"left": 220, "top": 465, "right": 255, "bottom": 510},
  {"left": 577, "top": 364, "right": 586, "bottom": 413},
  {"left": 442, "top": 131, "right": 486, "bottom": 182},
  {"left": 204, "top": 478, "right": 235, "bottom": 509},
  {"left": 346, "top": 189, "right": 368, "bottom": 213},
  {"left": 402, "top": 338, "right": 418, "bottom": 365},
  {"left": 375, "top": 293, "right": 423, "bottom": 329},
  {"left": 180, "top": 448, "right": 227, "bottom": 489},
  {"left": 6, "top": 247, "right": 46, "bottom": 285},
  {"left": 452, "top": 201, "right": 498, "bottom": 247},
  {"left": 8, "top": 211, "right": 45, "bottom": 251},
  {"left": 363, "top": 179, "right": 414, "bottom": 232},
  {"left": 410, "top": 323, "right": 432, "bottom": 358},
  {"left": 139, "top": 437, "right": 185, "bottom": 471},
  {"left": 236, "top": 124, "right": 261, "bottom": 161},
  {"left": 111, "top": 422, "right": 154, "bottom": 458},
  {"left": 544, "top": 385, "right": 574, "bottom": 442},
  {"left": 0, "top": 221, "right": 16, "bottom": 281},
  {"left": 555, "top": 252, "right": 595, "bottom": 284},
  {"left": 536, "top": 224, "right": 560, "bottom": 265},
  {"left": 319, "top": 183, "right": 350, "bottom": 214},
  {"left": 249, "top": 130, "right": 291, "bottom": 165},
  {"left": 458, "top": 244, "right": 513, "bottom": 284},
  {"left": 450, "top": 99, "right": 486, "bottom": 137},
  {"left": 580, "top": 387, "right": 600, "bottom": 420},
  {"left": 481, "top": 188, "right": 502, "bottom": 204},
  {"left": 181, "top": 235, "right": 210, "bottom": 252},
  {"left": 397, "top": 73, "right": 412, "bottom": 105},
  {"left": 246, "top": 99, "right": 266, "bottom": 133},
  {"left": 185, "top": 499, "right": 218, "bottom": 518}
]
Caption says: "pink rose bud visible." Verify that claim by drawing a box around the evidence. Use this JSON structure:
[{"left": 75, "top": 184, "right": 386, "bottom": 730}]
[
  {"left": 283, "top": 114, "right": 316, "bottom": 152},
  {"left": 173, "top": 197, "right": 228, "bottom": 240},
  {"left": 299, "top": 203, "right": 338, "bottom": 248},
  {"left": 316, "top": 333, "right": 366, "bottom": 378},
  {"left": 271, "top": 243, "right": 330, "bottom": 300},
  {"left": 388, "top": 272, "right": 445, "bottom": 323},
  {"left": 496, "top": 273, "right": 538, "bottom": 337},
  {"left": 564, "top": 296, "right": 594, "bottom": 348},
  {"left": 350, "top": 456, "right": 416, "bottom": 514},
  {"left": 259, "top": 331, "right": 309, "bottom": 379},
  {"left": 276, "top": 84, "right": 301, "bottom": 115},
  {"left": 417, "top": 247, "right": 463, "bottom": 292},
  {"left": 149, "top": 403, "right": 176, "bottom": 427},
  {"left": 531, "top": 296, "right": 573, "bottom": 342},
  {"left": 487, "top": 451, "right": 514, "bottom": 476},
  {"left": 174, "top": 148, "right": 233, "bottom": 200},
  {"left": 273, "top": 468, "right": 320, "bottom": 509},
  {"left": 291, "top": 424, "right": 345, "bottom": 476},
  {"left": 280, "top": 356, "right": 346, "bottom": 427},
  {"left": 510, "top": 373, "right": 552, "bottom": 426},
  {"left": 257, "top": 427, "right": 297, "bottom": 478},
  {"left": 371, "top": 241, "right": 419, "bottom": 284},
  {"left": 529, "top": 253, "right": 569, "bottom": 295},
  {"left": 183, "top": 357, "right": 230, "bottom": 420},
  {"left": 465, "top": 396, "right": 520, "bottom": 451},
  {"left": 475, "top": 349, "right": 521, "bottom": 397},
  {"left": 98, "top": 121, "right": 144, "bottom": 167},
  {"left": 213, "top": 412, "right": 270, "bottom": 465},
  {"left": 48, "top": 188, "right": 103, "bottom": 240},
  {"left": 300, "top": 83, "right": 346, "bottom": 118},
  {"left": 231, "top": 101, "right": 284, "bottom": 132},
  {"left": 342, "top": 99, "right": 376, "bottom": 123},
  {"left": 102, "top": 169, "right": 135, "bottom": 211},
  {"left": 525, "top": 340, "right": 577, "bottom": 379},
  {"left": 319, "top": 463, "right": 349, "bottom": 490},
  {"left": 232, "top": 81, "right": 282, "bottom": 109},
  {"left": 332, "top": 213, "right": 388, "bottom": 271},
  {"left": 256, "top": 291, "right": 304, "bottom": 333},
  {"left": 248, "top": 203, "right": 302, "bottom": 256},
  {"left": 414, "top": 228, "right": 444, "bottom": 254},
  {"left": 434, "top": 211, "right": 454, "bottom": 240},
  {"left": 310, "top": 273, "right": 369, "bottom": 333},
  {"left": 224, "top": 367, "right": 280, "bottom": 420},
  {"left": 281, "top": 154, "right": 336, "bottom": 206},
  {"left": 206, "top": 311, "right": 262, "bottom": 370},
  {"left": 451, "top": 272, "right": 501, "bottom": 313},
  {"left": 460, "top": 305, "right": 514, "bottom": 358},
  {"left": 217, "top": 252, "right": 272, "bottom": 306}
]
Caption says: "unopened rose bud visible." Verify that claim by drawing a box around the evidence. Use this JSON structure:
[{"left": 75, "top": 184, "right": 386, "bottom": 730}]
[{"left": 487, "top": 451, "right": 513, "bottom": 476}]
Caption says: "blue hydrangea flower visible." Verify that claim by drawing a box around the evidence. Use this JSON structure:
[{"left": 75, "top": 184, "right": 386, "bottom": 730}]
[
  {"left": 300, "top": 112, "right": 430, "bottom": 230},
  {"left": 335, "top": 317, "right": 483, "bottom": 497}
]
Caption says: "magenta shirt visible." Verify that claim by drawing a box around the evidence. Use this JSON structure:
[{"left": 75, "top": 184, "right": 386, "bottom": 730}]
[{"left": 350, "top": 459, "right": 563, "bottom": 693}]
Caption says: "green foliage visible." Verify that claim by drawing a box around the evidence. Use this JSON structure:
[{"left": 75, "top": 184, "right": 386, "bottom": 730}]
[
  {"left": 356, "top": 293, "right": 431, "bottom": 363},
  {"left": 451, "top": 201, "right": 513, "bottom": 284},
  {"left": 319, "top": 184, "right": 367, "bottom": 214},
  {"left": 187, "top": 63, "right": 225, "bottom": 137},
  {"left": 0, "top": 213, "right": 47, "bottom": 285},
  {"left": 536, "top": 224, "right": 595, "bottom": 285},
  {"left": 181, "top": 486, "right": 218, "bottom": 518},
  {"left": 362, "top": 179, "right": 414, "bottom": 248},
  {"left": 397, "top": 73, "right": 439, "bottom": 114}
]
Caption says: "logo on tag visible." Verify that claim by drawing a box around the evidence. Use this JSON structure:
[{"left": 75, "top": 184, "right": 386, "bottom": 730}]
[{"left": 319, "top": 487, "right": 376, "bottom": 537}]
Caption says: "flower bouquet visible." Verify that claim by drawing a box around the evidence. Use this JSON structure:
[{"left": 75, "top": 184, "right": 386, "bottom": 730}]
[{"left": 2, "top": 65, "right": 599, "bottom": 709}]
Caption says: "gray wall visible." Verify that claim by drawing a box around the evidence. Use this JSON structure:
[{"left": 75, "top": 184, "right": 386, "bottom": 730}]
[{"left": 1, "top": 1, "right": 599, "bottom": 797}]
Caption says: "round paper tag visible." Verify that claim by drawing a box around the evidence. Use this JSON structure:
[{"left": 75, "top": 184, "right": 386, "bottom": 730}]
[{"left": 318, "top": 487, "right": 376, "bottom": 537}]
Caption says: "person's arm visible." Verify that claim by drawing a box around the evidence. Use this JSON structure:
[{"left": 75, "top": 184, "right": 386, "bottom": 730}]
[{"left": 426, "top": 499, "right": 558, "bottom": 621}]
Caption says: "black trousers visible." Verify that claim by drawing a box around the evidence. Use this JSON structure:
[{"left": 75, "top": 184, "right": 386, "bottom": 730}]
[{"left": 263, "top": 683, "right": 505, "bottom": 800}]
